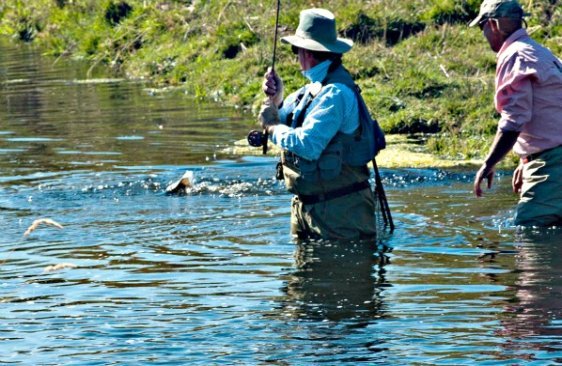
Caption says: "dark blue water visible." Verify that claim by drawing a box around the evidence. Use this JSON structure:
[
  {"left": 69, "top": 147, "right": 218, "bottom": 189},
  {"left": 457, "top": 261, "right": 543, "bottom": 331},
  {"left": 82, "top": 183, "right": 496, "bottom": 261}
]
[{"left": 2, "top": 39, "right": 562, "bottom": 365}]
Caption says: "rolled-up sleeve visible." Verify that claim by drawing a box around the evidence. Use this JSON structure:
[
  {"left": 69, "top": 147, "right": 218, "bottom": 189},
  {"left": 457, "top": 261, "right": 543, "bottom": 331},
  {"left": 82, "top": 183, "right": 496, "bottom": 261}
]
[{"left": 496, "top": 57, "right": 535, "bottom": 132}]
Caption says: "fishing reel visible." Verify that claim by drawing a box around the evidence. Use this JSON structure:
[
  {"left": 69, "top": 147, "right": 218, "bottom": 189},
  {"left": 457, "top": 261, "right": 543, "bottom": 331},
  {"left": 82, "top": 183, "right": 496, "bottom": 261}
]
[
  {"left": 247, "top": 129, "right": 269, "bottom": 154},
  {"left": 247, "top": 130, "right": 266, "bottom": 147}
]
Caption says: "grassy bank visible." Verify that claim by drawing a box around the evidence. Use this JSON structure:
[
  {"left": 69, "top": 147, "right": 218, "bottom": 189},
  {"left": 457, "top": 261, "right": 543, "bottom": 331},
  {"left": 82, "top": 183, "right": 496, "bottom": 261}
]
[{"left": 1, "top": 0, "right": 561, "bottom": 162}]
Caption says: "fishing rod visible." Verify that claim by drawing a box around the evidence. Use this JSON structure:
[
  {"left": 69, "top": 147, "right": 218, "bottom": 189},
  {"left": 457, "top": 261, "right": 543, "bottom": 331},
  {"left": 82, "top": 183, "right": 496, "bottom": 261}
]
[
  {"left": 271, "top": 0, "right": 281, "bottom": 73},
  {"left": 263, "top": 0, "right": 282, "bottom": 154},
  {"left": 247, "top": 0, "right": 281, "bottom": 154}
]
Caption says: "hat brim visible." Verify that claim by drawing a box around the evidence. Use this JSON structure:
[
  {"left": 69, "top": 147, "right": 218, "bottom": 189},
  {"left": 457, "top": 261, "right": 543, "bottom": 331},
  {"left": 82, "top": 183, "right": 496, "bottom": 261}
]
[
  {"left": 468, "top": 10, "right": 530, "bottom": 27},
  {"left": 281, "top": 35, "right": 353, "bottom": 54},
  {"left": 468, "top": 13, "right": 484, "bottom": 27}
]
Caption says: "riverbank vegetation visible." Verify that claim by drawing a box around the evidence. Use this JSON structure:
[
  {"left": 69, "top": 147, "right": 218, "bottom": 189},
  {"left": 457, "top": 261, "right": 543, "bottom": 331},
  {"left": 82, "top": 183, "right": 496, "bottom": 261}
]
[{"left": 1, "top": 0, "right": 561, "bottom": 162}]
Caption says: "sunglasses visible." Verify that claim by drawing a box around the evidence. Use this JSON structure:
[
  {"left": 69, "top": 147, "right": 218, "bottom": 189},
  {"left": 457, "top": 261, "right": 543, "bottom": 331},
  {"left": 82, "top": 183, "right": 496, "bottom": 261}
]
[
  {"left": 478, "top": 18, "right": 489, "bottom": 30},
  {"left": 291, "top": 45, "right": 300, "bottom": 55}
]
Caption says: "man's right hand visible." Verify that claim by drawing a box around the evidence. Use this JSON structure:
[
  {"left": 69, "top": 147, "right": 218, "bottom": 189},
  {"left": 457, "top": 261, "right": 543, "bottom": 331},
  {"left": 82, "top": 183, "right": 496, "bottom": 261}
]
[
  {"left": 474, "top": 163, "right": 495, "bottom": 197},
  {"left": 473, "top": 130, "right": 520, "bottom": 197},
  {"left": 262, "top": 67, "right": 284, "bottom": 107}
]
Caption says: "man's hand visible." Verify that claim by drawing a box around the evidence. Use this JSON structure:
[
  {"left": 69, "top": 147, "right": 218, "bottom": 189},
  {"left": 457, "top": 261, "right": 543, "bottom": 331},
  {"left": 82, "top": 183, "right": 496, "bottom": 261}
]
[
  {"left": 512, "top": 163, "right": 523, "bottom": 194},
  {"left": 262, "top": 67, "right": 284, "bottom": 107},
  {"left": 258, "top": 100, "right": 280, "bottom": 134},
  {"left": 474, "top": 163, "right": 496, "bottom": 197},
  {"left": 473, "top": 129, "right": 520, "bottom": 198}
]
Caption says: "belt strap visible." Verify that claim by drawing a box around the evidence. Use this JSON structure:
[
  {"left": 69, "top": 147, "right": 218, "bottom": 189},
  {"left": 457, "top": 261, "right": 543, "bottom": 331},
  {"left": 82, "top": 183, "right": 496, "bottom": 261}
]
[
  {"left": 298, "top": 180, "right": 371, "bottom": 205},
  {"left": 522, "top": 144, "right": 562, "bottom": 163},
  {"left": 523, "top": 151, "right": 542, "bottom": 164}
]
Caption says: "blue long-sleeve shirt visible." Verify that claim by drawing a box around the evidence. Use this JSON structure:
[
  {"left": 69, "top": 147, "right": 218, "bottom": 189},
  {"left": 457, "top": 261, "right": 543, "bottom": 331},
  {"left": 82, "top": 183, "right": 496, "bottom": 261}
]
[{"left": 271, "top": 60, "right": 359, "bottom": 161}]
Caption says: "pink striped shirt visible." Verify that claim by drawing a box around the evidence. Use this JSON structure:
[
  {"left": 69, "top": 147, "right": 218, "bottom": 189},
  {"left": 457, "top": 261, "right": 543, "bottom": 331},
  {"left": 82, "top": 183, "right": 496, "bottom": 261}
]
[{"left": 495, "top": 29, "right": 562, "bottom": 156}]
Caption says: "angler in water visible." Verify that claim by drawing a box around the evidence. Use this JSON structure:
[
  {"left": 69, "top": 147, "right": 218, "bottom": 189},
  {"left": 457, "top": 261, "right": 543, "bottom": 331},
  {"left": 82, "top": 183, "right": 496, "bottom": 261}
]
[
  {"left": 258, "top": 8, "right": 387, "bottom": 240},
  {"left": 471, "top": 0, "right": 562, "bottom": 226}
]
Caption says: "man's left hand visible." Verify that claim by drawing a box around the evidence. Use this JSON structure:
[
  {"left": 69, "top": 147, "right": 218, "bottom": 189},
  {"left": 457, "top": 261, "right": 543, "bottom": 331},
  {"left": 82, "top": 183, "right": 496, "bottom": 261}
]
[
  {"left": 258, "top": 100, "right": 280, "bottom": 133},
  {"left": 512, "top": 163, "right": 523, "bottom": 194}
]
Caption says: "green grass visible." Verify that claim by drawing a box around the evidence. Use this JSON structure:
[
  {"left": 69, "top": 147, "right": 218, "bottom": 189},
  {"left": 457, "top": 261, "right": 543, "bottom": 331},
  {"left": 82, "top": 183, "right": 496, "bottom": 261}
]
[{"left": 1, "top": 0, "right": 560, "bottom": 161}]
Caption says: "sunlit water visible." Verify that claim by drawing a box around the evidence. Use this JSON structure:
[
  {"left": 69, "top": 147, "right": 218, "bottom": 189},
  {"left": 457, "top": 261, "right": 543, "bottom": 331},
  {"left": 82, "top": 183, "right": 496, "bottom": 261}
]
[{"left": 2, "top": 39, "right": 562, "bottom": 365}]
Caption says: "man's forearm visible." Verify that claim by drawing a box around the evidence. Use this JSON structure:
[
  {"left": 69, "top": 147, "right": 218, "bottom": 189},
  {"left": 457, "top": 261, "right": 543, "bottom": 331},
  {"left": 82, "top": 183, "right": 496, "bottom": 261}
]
[{"left": 483, "top": 129, "right": 520, "bottom": 169}]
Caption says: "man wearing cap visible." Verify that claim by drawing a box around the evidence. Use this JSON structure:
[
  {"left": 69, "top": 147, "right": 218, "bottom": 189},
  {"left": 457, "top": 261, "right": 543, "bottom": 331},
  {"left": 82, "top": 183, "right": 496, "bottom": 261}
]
[
  {"left": 258, "top": 8, "right": 379, "bottom": 240},
  {"left": 471, "top": 0, "right": 562, "bottom": 226}
]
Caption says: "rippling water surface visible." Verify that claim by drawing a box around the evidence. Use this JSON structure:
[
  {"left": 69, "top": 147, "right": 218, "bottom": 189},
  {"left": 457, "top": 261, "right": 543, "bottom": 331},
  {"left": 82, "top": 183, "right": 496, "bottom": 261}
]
[{"left": 2, "top": 39, "right": 562, "bottom": 365}]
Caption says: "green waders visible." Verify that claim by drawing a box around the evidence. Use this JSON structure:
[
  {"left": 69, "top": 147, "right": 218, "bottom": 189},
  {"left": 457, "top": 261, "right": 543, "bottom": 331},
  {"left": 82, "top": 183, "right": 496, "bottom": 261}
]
[
  {"left": 287, "top": 164, "right": 376, "bottom": 240},
  {"left": 515, "top": 145, "right": 562, "bottom": 226}
]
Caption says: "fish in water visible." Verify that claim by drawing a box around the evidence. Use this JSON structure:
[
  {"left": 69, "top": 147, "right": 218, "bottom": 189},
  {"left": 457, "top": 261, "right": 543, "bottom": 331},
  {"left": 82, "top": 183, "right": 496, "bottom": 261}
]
[
  {"left": 43, "top": 263, "right": 77, "bottom": 273},
  {"left": 166, "top": 170, "right": 194, "bottom": 194},
  {"left": 23, "top": 218, "right": 64, "bottom": 237}
]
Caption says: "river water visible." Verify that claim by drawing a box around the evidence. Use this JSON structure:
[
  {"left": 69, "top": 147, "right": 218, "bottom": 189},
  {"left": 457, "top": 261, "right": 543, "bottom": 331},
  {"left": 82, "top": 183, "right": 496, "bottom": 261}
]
[{"left": 2, "top": 39, "right": 562, "bottom": 365}]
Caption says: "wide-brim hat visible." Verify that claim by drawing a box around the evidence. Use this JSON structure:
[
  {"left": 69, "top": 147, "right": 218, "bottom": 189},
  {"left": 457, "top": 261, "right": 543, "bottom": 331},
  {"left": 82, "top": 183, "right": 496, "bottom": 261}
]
[
  {"left": 281, "top": 8, "right": 353, "bottom": 54},
  {"left": 469, "top": 0, "right": 528, "bottom": 27}
]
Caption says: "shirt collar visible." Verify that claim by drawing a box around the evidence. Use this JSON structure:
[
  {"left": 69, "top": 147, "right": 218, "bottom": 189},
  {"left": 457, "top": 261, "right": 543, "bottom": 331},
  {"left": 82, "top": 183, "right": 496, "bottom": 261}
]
[
  {"left": 498, "top": 28, "right": 529, "bottom": 58},
  {"left": 302, "top": 60, "right": 332, "bottom": 83}
]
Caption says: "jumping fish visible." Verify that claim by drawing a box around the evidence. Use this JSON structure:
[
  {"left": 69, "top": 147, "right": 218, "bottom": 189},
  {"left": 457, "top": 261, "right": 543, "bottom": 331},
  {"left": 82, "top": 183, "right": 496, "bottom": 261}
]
[{"left": 165, "top": 170, "right": 194, "bottom": 194}]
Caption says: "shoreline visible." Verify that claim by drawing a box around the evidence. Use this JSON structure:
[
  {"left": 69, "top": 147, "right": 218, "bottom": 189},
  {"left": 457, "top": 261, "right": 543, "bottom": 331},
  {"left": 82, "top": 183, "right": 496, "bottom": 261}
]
[
  {"left": 226, "top": 134, "right": 489, "bottom": 170},
  {"left": 1, "top": 1, "right": 557, "bottom": 164}
]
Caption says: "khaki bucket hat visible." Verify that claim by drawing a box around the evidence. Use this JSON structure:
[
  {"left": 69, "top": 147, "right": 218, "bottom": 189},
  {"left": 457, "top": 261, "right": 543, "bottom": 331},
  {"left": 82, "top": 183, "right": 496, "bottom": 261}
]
[
  {"left": 469, "top": 0, "right": 528, "bottom": 27},
  {"left": 281, "top": 8, "right": 353, "bottom": 54}
]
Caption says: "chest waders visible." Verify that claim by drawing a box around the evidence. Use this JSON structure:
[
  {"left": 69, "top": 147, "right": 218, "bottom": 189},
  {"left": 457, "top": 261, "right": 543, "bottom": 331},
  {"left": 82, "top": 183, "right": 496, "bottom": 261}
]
[{"left": 280, "top": 62, "right": 394, "bottom": 237}]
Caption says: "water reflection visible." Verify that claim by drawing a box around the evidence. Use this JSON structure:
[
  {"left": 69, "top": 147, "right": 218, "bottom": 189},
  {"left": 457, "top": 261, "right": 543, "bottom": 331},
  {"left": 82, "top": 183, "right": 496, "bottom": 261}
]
[
  {"left": 7, "top": 37, "right": 562, "bottom": 364},
  {"left": 497, "top": 229, "right": 562, "bottom": 359},
  {"left": 0, "top": 40, "right": 252, "bottom": 176},
  {"left": 261, "top": 240, "right": 393, "bottom": 363},
  {"left": 280, "top": 239, "right": 391, "bottom": 322}
]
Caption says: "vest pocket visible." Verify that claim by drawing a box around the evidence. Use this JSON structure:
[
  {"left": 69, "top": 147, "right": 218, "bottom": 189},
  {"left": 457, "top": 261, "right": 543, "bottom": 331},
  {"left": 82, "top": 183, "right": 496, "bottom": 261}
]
[
  {"left": 318, "top": 141, "right": 342, "bottom": 181},
  {"left": 296, "top": 145, "right": 343, "bottom": 182},
  {"left": 318, "top": 150, "right": 342, "bottom": 180}
]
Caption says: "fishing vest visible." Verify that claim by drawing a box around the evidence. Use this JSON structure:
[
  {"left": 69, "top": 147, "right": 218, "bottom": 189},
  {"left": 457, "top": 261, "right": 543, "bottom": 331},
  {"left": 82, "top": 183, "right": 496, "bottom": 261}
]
[{"left": 282, "top": 64, "right": 385, "bottom": 197}]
